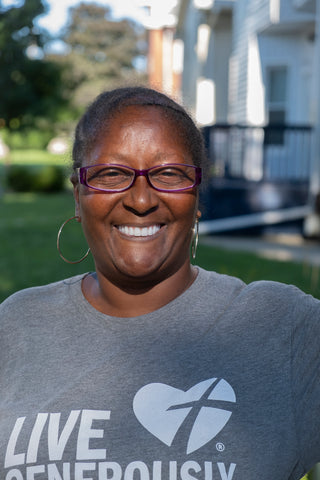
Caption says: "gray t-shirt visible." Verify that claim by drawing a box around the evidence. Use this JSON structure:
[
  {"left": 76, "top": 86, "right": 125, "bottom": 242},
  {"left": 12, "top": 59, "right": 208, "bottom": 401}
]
[{"left": 1, "top": 267, "right": 320, "bottom": 480}]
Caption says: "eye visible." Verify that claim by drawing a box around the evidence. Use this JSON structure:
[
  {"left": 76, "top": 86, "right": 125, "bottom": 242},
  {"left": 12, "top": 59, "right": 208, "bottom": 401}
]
[
  {"left": 99, "top": 169, "right": 124, "bottom": 178},
  {"left": 159, "top": 169, "right": 180, "bottom": 177},
  {"left": 86, "top": 166, "right": 132, "bottom": 187},
  {"left": 90, "top": 167, "right": 125, "bottom": 178},
  {"left": 156, "top": 167, "right": 185, "bottom": 178},
  {"left": 149, "top": 165, "right": 196, "bottom": 189},
  {"left": 150, "top": 166, "right": 190, "bottom": 185}
]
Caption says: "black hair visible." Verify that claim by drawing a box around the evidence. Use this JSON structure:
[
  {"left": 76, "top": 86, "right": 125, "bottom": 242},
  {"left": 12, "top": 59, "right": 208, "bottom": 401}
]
[{"left": 72, "top": 86, "right": 208, "bottom": 176}]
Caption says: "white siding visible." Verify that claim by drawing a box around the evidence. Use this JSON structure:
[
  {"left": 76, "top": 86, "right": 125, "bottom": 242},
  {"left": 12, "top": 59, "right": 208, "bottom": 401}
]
[
  {"left": 229, "top": 0, "right": 252, "bottom": 122},
  {"left": 178, "top": 0, "right": 233, "bottom": 122},
  {"left": 278, "top": 0, "right": 315, "bottom": 24},
  {"left": 179, "top": 1, "right": 202, "bottom": 114},
  {"left": 258, "top": 32, "right": 314, "bottom": 123},
  {"left": 177, "top": 0, "right": 315, "bottom": 128},
  {"left": 229, "top": 0, "right": 315, "bottom": 124},
  {"left": 212, "top": 13, "right": 233, "bottom": 121}
]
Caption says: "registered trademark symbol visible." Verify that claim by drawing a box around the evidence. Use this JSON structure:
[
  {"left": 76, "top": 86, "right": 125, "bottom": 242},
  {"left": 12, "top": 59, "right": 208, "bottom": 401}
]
[{"left": 216, "top": 442, "right": 225, "bottom": 452}]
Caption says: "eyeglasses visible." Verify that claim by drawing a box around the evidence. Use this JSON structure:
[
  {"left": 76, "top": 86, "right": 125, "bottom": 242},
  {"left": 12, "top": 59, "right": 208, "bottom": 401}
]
[{"left": 77, "top": 163, "right": 202, "bottom": 193}]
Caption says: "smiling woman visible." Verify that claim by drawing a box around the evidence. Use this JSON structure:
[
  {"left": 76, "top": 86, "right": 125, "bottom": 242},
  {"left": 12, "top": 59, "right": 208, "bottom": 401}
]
[
  {"left": 1, "top": 86, "right": 320, "bottom": 480},
  {"left": 70, "top": 90, "right": 204, "bottom": 315}
]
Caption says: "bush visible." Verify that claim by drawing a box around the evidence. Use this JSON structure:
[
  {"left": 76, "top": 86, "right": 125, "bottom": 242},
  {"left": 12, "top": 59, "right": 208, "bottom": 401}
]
[
  {"left": 1, "top": 128, "right": 53, "bottom": 150},
  {"left": 6, "top": 165, "right": 66, "bottom": 192}
]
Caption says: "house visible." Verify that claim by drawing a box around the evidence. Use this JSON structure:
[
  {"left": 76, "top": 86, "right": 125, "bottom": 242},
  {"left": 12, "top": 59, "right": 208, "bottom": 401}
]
[
  {"left": 140, "top": 0, "right": 320, "bottom": 234},
  {"left": 137, "top": 0, "right": 182, "bottom": 98}
]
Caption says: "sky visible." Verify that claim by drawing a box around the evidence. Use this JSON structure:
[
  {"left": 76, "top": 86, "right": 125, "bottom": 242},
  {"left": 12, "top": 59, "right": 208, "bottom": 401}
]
[
  {"left": 39, "top": 0, "right": 144, "bottom": 34},
  {"left": 2, "top": 0, "right": 145, "bottom": 35}
]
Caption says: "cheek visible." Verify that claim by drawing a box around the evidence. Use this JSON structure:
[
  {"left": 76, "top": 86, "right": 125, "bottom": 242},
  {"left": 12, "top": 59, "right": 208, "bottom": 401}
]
[
  {"left": 171, "top": 194, "right": 198, "bottom": 221},
  {"left": 166, "top": 198, "right": 198, "bottom": 245},
  {"left": 77, "top": 194, "right": 113, "bottom": 239},
  {"left": 79, "top": 190, "right": 117, "bottom": 217}
]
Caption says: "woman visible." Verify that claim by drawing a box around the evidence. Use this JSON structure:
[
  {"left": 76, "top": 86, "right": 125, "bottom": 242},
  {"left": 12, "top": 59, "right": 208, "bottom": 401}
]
[{"left": 1, "top": 86, "right": 320, "bottom": 480}]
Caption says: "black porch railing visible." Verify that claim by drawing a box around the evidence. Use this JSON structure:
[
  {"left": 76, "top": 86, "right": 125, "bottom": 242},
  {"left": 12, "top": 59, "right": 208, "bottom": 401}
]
[
  {"left": 199, "top": 124, "right": 313, "bottom": 229},
  {"left": 202, "top": 124, "right": 313, "bottom": 182}
]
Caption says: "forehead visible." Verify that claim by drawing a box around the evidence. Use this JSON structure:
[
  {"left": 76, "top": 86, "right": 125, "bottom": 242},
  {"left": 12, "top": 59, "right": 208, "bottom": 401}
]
[
  {"left": 84, "top": 104, "right": 195, "bottom": 168},
  {"left": 94, "top": 105, "right": 189, "bottom": 152},
  {"left": 107, "top": 105, "right": 178, "bottom": 132}
]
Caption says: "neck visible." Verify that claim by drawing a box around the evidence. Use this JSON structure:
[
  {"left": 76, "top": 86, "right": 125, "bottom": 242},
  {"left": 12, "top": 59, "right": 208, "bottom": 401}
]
[{"left": 81, "top": 263, "right": 197, "bottom": 318}]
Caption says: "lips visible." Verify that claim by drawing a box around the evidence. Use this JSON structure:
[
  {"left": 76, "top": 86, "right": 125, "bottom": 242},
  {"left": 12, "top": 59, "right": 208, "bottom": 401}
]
[{"left": 117, "top": 225, "right": 162, "bottom": 237}]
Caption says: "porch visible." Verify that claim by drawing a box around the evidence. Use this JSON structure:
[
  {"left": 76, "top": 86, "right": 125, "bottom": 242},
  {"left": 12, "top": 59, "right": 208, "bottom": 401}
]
[{"left": 200, "top": 124, "right": 313, "bottom": 234}]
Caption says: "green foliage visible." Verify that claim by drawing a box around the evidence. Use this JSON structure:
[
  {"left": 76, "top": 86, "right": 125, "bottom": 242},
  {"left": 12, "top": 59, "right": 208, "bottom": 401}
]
[
  {"left": 5, "top": 165, "right": 33, "bottom": 192},
  {"left": 49, "top": 2, "right": 147, "bottom": 111},
  {"left": 0, "top": 0, "right": 146, "bottom": 136},
  {"left": 0, "top": 0, "right": 69, "bottom": 129},
  {"left": 0, "top": 0, "right": 46, "bottom": 55},
  {"left": 1, "top": 127, "right": 53, "bottom": 150},
  {"left": 6, "top": 164, "right": 66, "bottom": 192}
]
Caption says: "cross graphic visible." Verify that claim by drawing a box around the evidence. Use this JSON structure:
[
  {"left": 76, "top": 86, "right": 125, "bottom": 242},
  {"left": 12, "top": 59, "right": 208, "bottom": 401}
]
[{"left": 166, "top": 378, "right": 234, "bottom": 449}]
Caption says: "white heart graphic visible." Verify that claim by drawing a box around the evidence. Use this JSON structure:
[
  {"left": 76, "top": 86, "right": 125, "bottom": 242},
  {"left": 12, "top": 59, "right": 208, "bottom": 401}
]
[{"left": 133, "top": 378, "right": 236, "bottom": 454}]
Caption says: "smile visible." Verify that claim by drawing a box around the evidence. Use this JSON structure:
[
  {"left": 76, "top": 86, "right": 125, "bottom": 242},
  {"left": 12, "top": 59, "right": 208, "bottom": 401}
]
[{"left": 117, "top": 225, "right": 162, "bottom": 237}]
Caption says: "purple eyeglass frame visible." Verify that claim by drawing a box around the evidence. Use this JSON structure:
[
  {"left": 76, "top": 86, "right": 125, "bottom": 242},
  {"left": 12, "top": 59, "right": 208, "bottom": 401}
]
[{"left": 77, "top": 163, "right": 202, "bottom": 193}]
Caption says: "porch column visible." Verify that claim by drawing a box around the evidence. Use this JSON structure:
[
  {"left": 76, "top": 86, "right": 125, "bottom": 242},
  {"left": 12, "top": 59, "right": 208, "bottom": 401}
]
[{"left": 305, "top": 0, "right": 320, "bottom": 235}]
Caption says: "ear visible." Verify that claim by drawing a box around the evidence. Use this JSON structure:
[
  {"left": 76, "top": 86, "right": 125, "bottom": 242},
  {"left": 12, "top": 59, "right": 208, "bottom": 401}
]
[
  {"left": 196, "top": 209, "right": 202, "bottom": 220},
  {"left": 73, "top": 183, "right": 81, "bottom": 218}
]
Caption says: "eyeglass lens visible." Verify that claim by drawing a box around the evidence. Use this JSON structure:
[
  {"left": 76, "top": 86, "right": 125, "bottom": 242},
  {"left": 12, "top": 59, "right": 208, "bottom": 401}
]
[{"left": 85, "top": 164, "right": 198, "bottom": 191}]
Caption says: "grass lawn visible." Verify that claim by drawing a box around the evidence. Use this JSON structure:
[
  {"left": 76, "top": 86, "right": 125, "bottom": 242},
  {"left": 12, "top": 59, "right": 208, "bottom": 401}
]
[
  {"left": 2, "top": 149, "right": 71, "bottom": 166},
  {"left": 0, "top": 192, "right": 95, "bottom": 301}
]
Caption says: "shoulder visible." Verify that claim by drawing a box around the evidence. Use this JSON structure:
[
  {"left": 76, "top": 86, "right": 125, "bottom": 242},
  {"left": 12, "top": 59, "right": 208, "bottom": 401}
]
[
  {"left": 196, "top": 266, "right": 299, "bottom": 300},
  {"left": 244, "top": 278, "right": 320, "bottom": 314},
  {"left": 0, "top": 274, "right": 85, "bottom": 317},
  {"left": 197, "top": 266, "right": 320, "bottom": 314},
  {"left": 197, "top": 266, "right": 245, "bottom": 293},
  {"left": 241, "top": 277, "right": 302, "bottom": 303}
]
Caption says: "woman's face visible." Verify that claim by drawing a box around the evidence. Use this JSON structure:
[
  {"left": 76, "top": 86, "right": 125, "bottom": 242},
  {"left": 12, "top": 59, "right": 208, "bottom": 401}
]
[{"left": 74, "top": 105, "right": 200, "bottom": 287}]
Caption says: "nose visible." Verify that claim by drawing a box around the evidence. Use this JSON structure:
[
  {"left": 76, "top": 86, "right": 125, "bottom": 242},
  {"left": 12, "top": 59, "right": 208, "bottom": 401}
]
[{"left": 123, "top": 174, "right": 159, "bottom": 216}]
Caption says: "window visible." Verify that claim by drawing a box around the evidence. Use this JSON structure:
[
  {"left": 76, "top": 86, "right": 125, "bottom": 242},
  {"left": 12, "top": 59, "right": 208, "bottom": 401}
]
[{"left": 265, "top": 66, "right": 287, "bottom": 145}]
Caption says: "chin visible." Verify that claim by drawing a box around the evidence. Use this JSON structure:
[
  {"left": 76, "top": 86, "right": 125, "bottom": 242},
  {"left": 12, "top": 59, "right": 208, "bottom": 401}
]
[
  {"left": 118, "top": 263, "right": 164, "bottom": 281},
  {"left": 118, "top": 255, "right": 188, "bottom": 284}
]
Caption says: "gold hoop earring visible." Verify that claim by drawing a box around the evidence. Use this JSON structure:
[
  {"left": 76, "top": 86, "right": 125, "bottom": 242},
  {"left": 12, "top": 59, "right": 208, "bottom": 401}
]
[
  {"left": 191, "top": 218, "right": 199, "bottom": 260},
  {"left": 57, "top": 216, "right": 90, "bottom": 264}
]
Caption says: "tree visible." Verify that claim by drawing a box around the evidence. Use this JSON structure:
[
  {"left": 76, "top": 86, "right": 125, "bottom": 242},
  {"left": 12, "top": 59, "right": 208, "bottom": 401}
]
[
  {"left": 0, "top": 0, "right": 67, "bottom": 131},
  {"left": 50, "top": 2, "right": 146, "bottom": 111}
]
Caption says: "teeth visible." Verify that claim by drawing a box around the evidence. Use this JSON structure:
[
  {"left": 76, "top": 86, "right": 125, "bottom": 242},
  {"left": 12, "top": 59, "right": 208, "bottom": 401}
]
[{"left": 118, "top": 225, "right": 161, "bottom": 237}]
